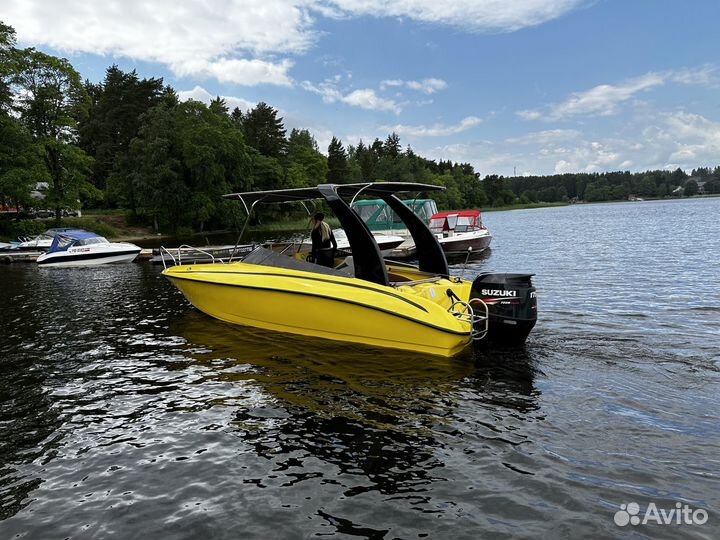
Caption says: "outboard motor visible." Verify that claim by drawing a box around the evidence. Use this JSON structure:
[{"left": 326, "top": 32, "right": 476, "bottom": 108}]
[{"left": 470, "top": 273, "right": 537, "bottom": 346}]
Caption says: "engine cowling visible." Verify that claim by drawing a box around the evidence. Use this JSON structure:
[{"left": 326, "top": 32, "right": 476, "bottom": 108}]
[{"left": 470, "top": 273, "right": 537, "bottom": 346}]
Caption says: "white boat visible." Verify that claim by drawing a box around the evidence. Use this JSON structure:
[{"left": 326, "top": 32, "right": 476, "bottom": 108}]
[
  {"left": 429, "top": 210, "right": 492, "bottom": 254},
  {"left": 36, "top": 231, "right": 141, "bottom": 267},
  {"left": 302, "top": 229, "right": 404, "bottom": 256}
]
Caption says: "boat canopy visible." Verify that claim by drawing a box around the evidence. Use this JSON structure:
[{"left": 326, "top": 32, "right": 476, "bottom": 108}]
[
  {"left": 429, "top": 210, "right": 483, "bottom": 233},
  {"left": 47, "top": 231, "right": 107, "bottom": 253},
  {"left": 223, "top": 182, "right": 449, "bottom": 286},
  {"left": 431, "top": 210, "right": 480, "bottom": 218},
  {"left": 351, "top": 199, "right": 438, "bottom": 232}
]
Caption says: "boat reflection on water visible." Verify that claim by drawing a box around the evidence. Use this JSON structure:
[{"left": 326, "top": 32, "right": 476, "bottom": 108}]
[
  {"left": 174, "top": 310, "right": 478, "bottom": 423},
  {"left": 173, "top": 310, "right": 542, "bottom": 517},
  {"left": 174, "top": 309, "right": 540, "bottom": 415}
]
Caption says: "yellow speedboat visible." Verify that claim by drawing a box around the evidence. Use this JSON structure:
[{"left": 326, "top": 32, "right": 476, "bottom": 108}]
[{"left": 163, "top": 183, "right": 537, "bottom": 357}]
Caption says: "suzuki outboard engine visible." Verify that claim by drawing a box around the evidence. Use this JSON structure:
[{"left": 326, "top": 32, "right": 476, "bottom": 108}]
[{"left": 470, "top": 273, "right": 537, "bottom": 346}]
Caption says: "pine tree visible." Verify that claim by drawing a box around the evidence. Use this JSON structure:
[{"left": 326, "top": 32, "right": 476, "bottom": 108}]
[
  {"left": 327, "top": 136, "right": 348, "bottom": 183},
  {"left": 384, "top": 132, "right": 401, "bottom": 158},
  {"left": 242, "top": 102, "right": 286, "bottom": 159}
]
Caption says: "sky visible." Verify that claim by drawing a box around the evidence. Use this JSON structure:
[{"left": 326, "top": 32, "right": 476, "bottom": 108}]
[{"left": 3, "top": 0, "right": 720, "bottom": 176}]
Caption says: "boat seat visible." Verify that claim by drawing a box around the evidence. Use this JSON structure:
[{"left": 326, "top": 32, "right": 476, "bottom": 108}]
[{"left": 242, "top": 246, "right": 354, "bottom": 278}]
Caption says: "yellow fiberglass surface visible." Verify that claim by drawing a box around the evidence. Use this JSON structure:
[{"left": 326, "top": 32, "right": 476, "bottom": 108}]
[{"left": 163, "top": 262, "right": 473, "bottom": 357}]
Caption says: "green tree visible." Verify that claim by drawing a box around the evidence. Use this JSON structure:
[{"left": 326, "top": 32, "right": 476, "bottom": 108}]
[
  {"left": 384, "top": 132, "right": 401, "bottom": 158},
  {"left": 208, "top": 96, "right": 229, "bottom": 117},
  {"left": 12, "top": 48, "right": 96, "bottom": 220},
  {"left": 286, "top": 128, "right": 327, "bottom": 187},
  {"left": 684, "top": 179, "right": 698, "bottom": 197},
  {"left": 78, "top": 65, "right": 165, "bottom": 195},
  {"left": 610, "top": 184, "right": 628, "bottom": 200},
  {"left": 704, "top": 178, "right": 720, "bottom": 194},
  {"left": 230, "top": 107, "right": 244, "bottom": 128},
  {"left": 638, "top": 176, "right": 657, "bottom": 197},
  {"left": 327, "top": 136, "right": 348, "bottom": 183},
  {"left": 0, "top": 22, "right": 41, "bottom": 211},
  {"left": 0, "top": 21, "right": 18, "bottom": 110},
  {"left": 242, "top": 102, "right": 286, "bottom": 158},
  {"left": 115, "top": 101, "right": 249, "bottom": 232},
  {"left": 354, "top": 140, "right": 376, "bottom": 180},
  {"left": 0, "top": 114, "right": 45, "bottom": 211}
]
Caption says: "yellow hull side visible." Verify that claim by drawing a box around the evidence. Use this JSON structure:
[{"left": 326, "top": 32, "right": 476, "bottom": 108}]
[{"left": 164, "top": 263, "right": 473, "bottom": 357}]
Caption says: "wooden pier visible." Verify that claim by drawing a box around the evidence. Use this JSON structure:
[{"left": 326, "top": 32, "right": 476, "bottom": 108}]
[{"left": 0, "top": 251, "right": 42, "bottom": 263}]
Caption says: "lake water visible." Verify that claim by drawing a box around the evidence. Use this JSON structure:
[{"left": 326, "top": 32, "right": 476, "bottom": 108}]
[{"left": 1, "top": 198, "right": 718, "bottom": 539}]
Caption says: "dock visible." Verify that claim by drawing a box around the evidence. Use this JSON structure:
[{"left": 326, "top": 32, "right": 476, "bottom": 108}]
[
  {"left": 0, "top": 251, "right": 42, "bottom": 263},
  {"left": 0, "top": 242, "right": 411, "bottom": 264},
  {"left": 0, "top": 244, "right": 257, "bottom": 265},
  {"left": 387, "top": 239, "right": 417, "bottom": 259}
]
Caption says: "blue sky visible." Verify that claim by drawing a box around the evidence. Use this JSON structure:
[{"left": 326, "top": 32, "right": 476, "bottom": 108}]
[{"left": 4, "top": 1, "right": 719, "bottom": 175}]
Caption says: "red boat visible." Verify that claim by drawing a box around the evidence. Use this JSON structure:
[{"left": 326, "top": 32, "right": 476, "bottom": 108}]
[{"left": 429, "top": 210, "right": 492, "bottom": 254}]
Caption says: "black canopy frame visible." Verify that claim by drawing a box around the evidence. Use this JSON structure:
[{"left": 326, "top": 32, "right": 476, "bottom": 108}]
[{"left": 223, "top": 182, "right": 449, "bottom": 286}]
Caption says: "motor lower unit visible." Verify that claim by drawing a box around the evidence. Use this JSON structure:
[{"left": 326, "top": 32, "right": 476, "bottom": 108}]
[{"left": 470, "top": 273, "right": 537, "bottom": 346}]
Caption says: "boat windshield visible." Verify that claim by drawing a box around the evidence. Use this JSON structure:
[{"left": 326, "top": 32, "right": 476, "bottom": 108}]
[
  {"left": 429, "top": 217, "right": 446, "bottom": 233},
  {"left": 455, "top": 216, "right": 475, "bottom": 232},
  {"left": 54, "top": 235, "right": 75, "bottom": 250},
  {"left": 48, "top": 233, "right": 107, "bottom": 253},
  {"left": 351, "top": 199, "right": 437, "bottom": 232},
  {"left": 77, "top": 237, "right": 108, "bottom": 245}
]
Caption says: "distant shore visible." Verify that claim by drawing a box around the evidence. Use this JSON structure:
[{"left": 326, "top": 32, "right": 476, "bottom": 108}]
[{"left": 481, "top": 201, "right": 569, "bottom": 212}]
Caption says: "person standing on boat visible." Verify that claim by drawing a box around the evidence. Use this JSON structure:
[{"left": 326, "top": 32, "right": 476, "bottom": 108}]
[{"left": 310, "top": 212, "right": 337, "bottom": 267}]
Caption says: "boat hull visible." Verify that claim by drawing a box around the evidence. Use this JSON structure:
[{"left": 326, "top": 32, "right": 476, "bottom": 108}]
[
  {"left": 438, "top": 232, "right": 492, "bottom": 254},
  {"left": 37, "top": 249, "right": 141, "bottom": 267},
  {"left": 164, "top": 264, "right": 473, "bottom": 357}
]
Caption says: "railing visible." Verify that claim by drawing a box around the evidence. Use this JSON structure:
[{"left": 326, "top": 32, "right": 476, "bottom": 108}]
[
  {"left": 448, "top": 297, "right": 489, "bottom": 341},
  {"left": 160, "top": 245, "right": 225, "bottom": 269}
]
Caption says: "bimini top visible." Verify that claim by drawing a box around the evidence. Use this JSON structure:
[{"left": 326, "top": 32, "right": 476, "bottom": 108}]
[
  {"left": 223, "top": 182, "right": 444, "bottom": 207},
  {"left": 431, "top": 210, "right": 480, "bottom": 218},
  {"left": 223, "top": 182, "right": 449, "bottom": 286},
  {"left": 47, "top": 231, "right": 108, "bottom": 253}
]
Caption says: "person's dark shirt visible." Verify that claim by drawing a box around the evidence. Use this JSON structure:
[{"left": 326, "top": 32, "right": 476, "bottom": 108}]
[{"left": 310, "top": 226, "right": 337, "bottom": 266}]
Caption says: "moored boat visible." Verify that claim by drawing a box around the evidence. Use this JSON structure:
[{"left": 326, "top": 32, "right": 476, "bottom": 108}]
[
  {"left": 429, "top": 210, "right": 492, "bottom": 254},
  {"left": 300, "top": 228, "right": 404, "bottom": 256},
  {"left": 3, "top": 227, "right": 88, "bottom": 252},
  {"left": 36, "top": 231, "right": 142, "bottom": 267},
  {"left": 163, "top": 183, "right": 536, "bottom": 356}
]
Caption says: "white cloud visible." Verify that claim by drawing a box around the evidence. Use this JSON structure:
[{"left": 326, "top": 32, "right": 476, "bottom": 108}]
[
  {"left": 6, "top": 1, "right": 588, "bottom": 87},
  {"left": 380, "top": 78, "right": 448, "bottom": 94},
  {"left": 6, "top": 0, "right": 312, "bottom": 86},
  {"left": 324, "top": 0, "right": 586, "bottom": 33},
  {"left": 416, "top": 111, "right": 720, "bottom": 176},
  {"left": 516, "top": 110, "right": 543, "bottom": 121},
  {"left": 176, "top": 58, "right": 294, "bottom": 87},
  {"left": 382, "top": 116, "right": 482, "bottom": 137},
  {"left": 341, "top": 89, "right": 400, "bottom": 113},
  {"left": 177, "top": 86, "right": 255, "bottom": 113},
  {"left": 518, "top": 67, "right": 719, "bottom": 120},
  {"left": 302, "top": 79, "right": 400, "bottom": 113},
  {"left": 667, "top": 65, "right": 719, "bottom": 86},
  {"left": 505, "top": 129, "right": 580, "bottom": 144}
]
